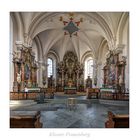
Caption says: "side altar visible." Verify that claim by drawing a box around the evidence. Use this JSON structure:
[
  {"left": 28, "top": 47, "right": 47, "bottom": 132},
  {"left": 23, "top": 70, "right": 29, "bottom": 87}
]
[
  {"left": 12, "top": 46, "right": 38, "bottom": 92},
  {"left": 102, "top": 50, "right": 126, "bottom": 94}
]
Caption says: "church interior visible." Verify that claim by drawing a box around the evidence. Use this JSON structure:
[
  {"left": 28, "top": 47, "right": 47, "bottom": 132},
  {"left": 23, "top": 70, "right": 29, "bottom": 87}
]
[{"left": 10, "top": 12, "right": 129, "bottom": 128}]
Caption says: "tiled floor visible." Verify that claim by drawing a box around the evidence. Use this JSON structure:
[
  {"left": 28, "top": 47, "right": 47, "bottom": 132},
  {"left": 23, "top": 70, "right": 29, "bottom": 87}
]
[{"left": 10, "top": 95, "right": 129, "bottom": 128}]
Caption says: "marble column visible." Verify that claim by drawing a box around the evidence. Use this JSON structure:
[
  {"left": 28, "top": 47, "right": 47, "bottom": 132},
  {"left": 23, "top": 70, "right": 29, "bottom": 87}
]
[
  {"left": 62, "top": 69, "right": 64, "bottom": 88},
  {"left": 91, "top": 64, "right": 94, "bottom": 88},
  {"left": 76, "top": 70, "right": 79, "bottom": 89},
  {"left": 46, "top": 64, "right": 49, "bottom": 88},
  {"left": 20, "top": 63, "right": 25, "bottom": 91},
  {"left": 13, "top": 61, "right": 18, "bottom": 92},
  {"left": 37, "top": 63, "right": 43, "bottom": 87}
]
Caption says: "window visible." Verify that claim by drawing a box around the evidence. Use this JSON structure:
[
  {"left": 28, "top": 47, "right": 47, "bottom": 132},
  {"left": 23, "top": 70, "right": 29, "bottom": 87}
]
[
  {"left": 87, "top": 59, "right": 93, "bottom": 78},
  {"left": 47, "top": 58, "right": 53, "bottom": 77},
  {"left": 85, "top": 58, "right": 93, "bottom": 79}
]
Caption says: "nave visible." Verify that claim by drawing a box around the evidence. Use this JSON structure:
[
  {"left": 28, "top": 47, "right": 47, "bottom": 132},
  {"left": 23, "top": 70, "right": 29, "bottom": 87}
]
[
  {"left": 10, "top": 93, "right": 129, "bottom": 128},
  {"left": 10, "top": 12, "right": 129, "bottom": 128}
]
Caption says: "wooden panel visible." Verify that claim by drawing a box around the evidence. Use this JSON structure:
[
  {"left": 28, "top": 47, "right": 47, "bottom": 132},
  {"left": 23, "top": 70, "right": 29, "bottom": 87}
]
[
  {"left": 105, "top": 111, "right": 129, "bottom": 128},
  {"left": 10, "top": 111, "right": 42, "bottom": 128}
]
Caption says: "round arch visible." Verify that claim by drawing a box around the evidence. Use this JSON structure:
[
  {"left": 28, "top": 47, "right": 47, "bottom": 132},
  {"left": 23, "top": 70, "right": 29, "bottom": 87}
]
[
  {"left": 117, "top": 12, "right": 129, "bottom": 45},
  {"left": 10, "top": 12, "right": 24, "bottom": 42},
  {"left": 81, "top": 51, "right": 94, "bottom": 64}
]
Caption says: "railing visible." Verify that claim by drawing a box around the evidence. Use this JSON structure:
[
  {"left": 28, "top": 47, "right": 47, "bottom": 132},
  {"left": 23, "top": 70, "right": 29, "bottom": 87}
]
[
  {"left": 100, "top": 92, "right": 129, "bottom": 100},
  {"left": 10, "top": 90, "right": 54, "bottom": 100},
  {"left": 86, "top": 88, "right": 129, "bottom": 100}
]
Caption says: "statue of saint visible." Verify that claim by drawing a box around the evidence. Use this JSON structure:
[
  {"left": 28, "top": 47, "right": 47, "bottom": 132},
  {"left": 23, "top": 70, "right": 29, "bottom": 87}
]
[
  {"left": 17, "top": 71, "right": 21, "bottom": 83},
  {"left": 68, "top": 79, "right": 73, "bottom": 87},
  {"left": 48, "top": 75, "right": 54, "bottom": 88},
  {"left": 86, "top": 76, "right": 92, "bottom": 88},
  {"left": 119, "top": 74, "right": 123, "bottom": 85}
]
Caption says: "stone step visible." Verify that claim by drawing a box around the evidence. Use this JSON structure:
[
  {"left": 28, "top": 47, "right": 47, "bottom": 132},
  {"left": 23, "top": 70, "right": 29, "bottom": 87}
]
[
  {"left": 10, "top": 100, "right": 37, "bottom": 107},
  {"left": 44, "top": 99, "right": 98, "bottom": 104}
]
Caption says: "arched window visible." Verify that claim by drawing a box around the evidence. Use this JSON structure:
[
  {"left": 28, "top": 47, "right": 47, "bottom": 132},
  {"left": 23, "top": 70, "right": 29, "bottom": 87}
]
[
  {"left": 47, "top": 58, "right": 53, "bottom": 77},
  {"left": 87, "top": 59, "right": 93, "bottom": 78},
  {"left": 85, "top": 57, "right": 93, "bottom": 79}
]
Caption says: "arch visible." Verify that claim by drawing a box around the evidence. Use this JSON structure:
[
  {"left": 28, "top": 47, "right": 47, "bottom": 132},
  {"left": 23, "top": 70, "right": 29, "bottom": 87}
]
[
  {"left": 78, "top": 30, "right": 96, "bottom": 57},
  {"left": 96, "top": 38, "right": 109, "bottom": 87},
  {"left": 34, "top": 35, "right": 44, "bottom": 62},
  {"left": 98, "top": 38, "right": 109, "bottom": 63},
  {"left": 47, "top": 50, "right": 60, "bottom": 63},
  {"left": 23, "top": 12, "right": 115, "bottom": 59},
  {"left": 28, "top": 12, "right": 114, "bottom": 46},
  {"left": 10, "top": 12, "right": 24, "bottom": 42},
  {"left": 117, "top": 12, "right": 129, "bottom": 44},
  {"left": 34, "top": 36, "right": 44, "bottom": 86},
  {"left": 81, "top": 51, "right": 94, "bottom": 64}
]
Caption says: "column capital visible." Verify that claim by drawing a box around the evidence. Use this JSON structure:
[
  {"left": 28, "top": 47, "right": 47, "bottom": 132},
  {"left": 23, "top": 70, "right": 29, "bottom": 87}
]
[
  {"left": 114, "top": 44, "right": 125, "bottom": 54},
  {"left": 97, "top": 61, "right": 102, "bottom": 66},
  {"left": 15, "top": 41, "right": 24, "bottom": 51}
]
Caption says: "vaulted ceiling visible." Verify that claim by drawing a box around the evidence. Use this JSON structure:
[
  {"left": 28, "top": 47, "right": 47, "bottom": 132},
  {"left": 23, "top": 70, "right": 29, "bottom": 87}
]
[{"left": 11, "top": 12, "right": 128, "bottom": 62}]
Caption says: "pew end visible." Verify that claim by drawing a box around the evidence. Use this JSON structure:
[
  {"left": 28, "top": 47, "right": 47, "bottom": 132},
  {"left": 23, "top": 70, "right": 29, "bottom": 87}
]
[{"left": 105, "top": 111, "right": 129, "bottom": 128}]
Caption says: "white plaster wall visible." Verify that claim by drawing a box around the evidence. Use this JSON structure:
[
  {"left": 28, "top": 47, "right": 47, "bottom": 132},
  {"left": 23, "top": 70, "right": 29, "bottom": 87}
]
[
  {"left": 10, "top": 17, "right": 14, "bottom": 91},
  {"left": 97, "top": 44, "right": 109, "bottom": 88},
  {"left": 122, "top": 20, "right": 129, "bottom": 91}
]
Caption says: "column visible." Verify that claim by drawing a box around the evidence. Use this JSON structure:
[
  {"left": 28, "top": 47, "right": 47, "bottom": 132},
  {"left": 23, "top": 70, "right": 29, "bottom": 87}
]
[
  {"left": 62, "top": 69, "right": 64, "bottom": 88},
  {"left": 13, "top": 61, "right": 18, "bottom": 92},
  {"left": 76, "top": 70, "right": 79, "bottom": 90},
  {"left": 97, "top": 63, "right": 102, "bottom": 87},
  {"left": 32, "top": 68, "right": 36, "bottom": 87},
  {"left": 46, "top": 64, "right": 48, "bottom": 88},
  {"left": 91, "top": 65, "right": 94, "bottom": 88},
  {"left": 37, "top": 63, "right": 42, "bottom": 87},
  {"left": 42, "top": 65, "right": 46, "bottom": 87},
  {"left": 93, "top": 60, "right": 98, "bottom": 88},
  {"left": 20, "top": 63, "right": 25, "bottom": 91}
]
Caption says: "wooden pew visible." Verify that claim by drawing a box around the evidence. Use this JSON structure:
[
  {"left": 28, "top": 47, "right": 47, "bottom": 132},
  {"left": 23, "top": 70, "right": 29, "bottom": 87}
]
[
  {"left": 105, "top": 111, "right": 129, "bottom": 128},
  {"left": 10, "top": 111, "right": 42, "bottom": 128},
  {"left": 10, "top": 92, "right": 37, "bottom": 100}
]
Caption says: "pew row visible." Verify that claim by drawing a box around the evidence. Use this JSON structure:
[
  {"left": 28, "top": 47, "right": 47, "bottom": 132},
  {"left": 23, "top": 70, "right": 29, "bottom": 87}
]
[
  {"left": 10, "top": 111, "right": 42, "bottom": 128},
  {"left": 105, "top": 111, "right": 129, "bottom": 128},
  {"left": 10, "top": 88, "right": 55, "bottom": 100}
]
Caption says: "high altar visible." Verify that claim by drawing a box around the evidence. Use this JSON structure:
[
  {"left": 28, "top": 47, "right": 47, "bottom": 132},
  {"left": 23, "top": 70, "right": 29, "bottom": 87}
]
[{"left": 57, "top": 51, "right": 84, "bottom": 93}]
